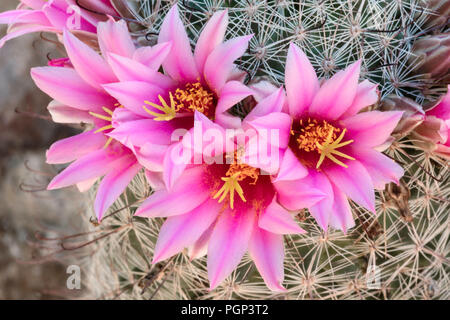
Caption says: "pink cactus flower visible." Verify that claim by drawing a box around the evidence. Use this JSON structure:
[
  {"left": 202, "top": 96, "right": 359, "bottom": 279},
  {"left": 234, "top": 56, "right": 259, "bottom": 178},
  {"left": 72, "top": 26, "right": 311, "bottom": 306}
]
[
  {"left": 103, "top": 5, "right": 254, "bottom": 189},
  {"left": 29, "top": 19, "right": 166, "bottom": 220},
  {"left": 263, "top": 43, "right": 404, "bottom": 232},
  {"left": 134, "top": 90, "right": 326, "bottom": 291},
  {"left": 412, "top": 85, "right": 450, "bottom": 159},
  {"left": 0, "top": 0, "right": 117, "bottom": 48}
]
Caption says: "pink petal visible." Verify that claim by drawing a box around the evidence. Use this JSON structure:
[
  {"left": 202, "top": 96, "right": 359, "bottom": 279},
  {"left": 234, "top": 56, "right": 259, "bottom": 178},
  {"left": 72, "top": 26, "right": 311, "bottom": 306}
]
[
  {"left": 108, "top": 118, "right": 180, "bottom": 147},
  {"left": 427, "top": 85, "right": 450, "bottom": 119},
  {"left": 76, "top": 177, "right": 97, "bottom": 192},
  {"left": 188, "top": 221, "right": 215, "bottom": 260},
  {"left": 94, "top": 160, "right": 141, "bottom": 220},
  {"left": 0, "top": 25, "right": 58, "bottom": 48},
  {"left": 285, "top": 43, "right": 319, "bottom": 117},
  {"left": 215, "top": 80, "right": 254, "bottom": 115},
  {"left": 323, "top": 160, "right": 375, "bottom": 213},
  {"left": 340, "top": 80, "right": 379, "bottom": 118},
  {"left": 31, "top": 67, "right": 115, "bottom": 111},
  {"left": 204, "top": 35, "right": 253, "bottom": 94},
  {"left": 46, "top": 130, "right": 106, "bottom": 164},
  {"left": 133, "top": 42, "right": 172, "bottom": 70},
  {"left": 47, "top": 149, "right": 126, "bottom": 190},
  {"left": 248, "top": 226, "right": 286, "bottom": 292},
  {"left": 144, "top": 170, "right": 165, "bottom": 191},
  {"left": 259, "top": 197, "right": 306, "bottom": 234},
  {"left": 302, "top": 170, "right": 333, "bottom": 230},
  {"left": 134, "top": 166, "right": 209, "bottom": 218},
  {"left": 274, "top": 174, "right": 327, "bottom": 211},
  {"left": 152, "top": 199, "right": 221, "bottom": 263},
  {"left": 273, "top": 148, "right": 308, "bottom": 182},
  {"left": 158, "top": 5, "right": 199, "bottom": 82},
  {"left": 106, "top": 53, "right": 175, "bottom": 90},
  {"left": 21, "top": 0, "right": 46, "bottom": 10},
  {"left": 47, "top": 100, "right": 92, "bottom": 124},
  {"left": 243, "top": 112, "right": 292, "bottom": 149},
  {"left": 309, "top": 60, "right": 361, "bottom": 120},
  {"left": 356, "top": 148, "right": 404, "bottom": 190},
  {"left": 245, "top": 87, "right": 286, "bottom": 120},
  {"left": 341, "top": 111, "right": 403, "bottom": 148},
  {"left": 103, "top": 81, "right": 165, "bottom": 117},
  {"left": 194, "top": 10, "right": 228, "bottom": 74},
  {"left": 162, "top": 142, "right": 188, "bottom": 190},
  {"left": 329, "top": 182, "right": 355, "bottom": 233},
  {"left": 207, "top": 210, "right": 256, "bottom": 290},
  {"left": 135, "top": 142, "right": 168, "bottom": 172},
  {"left": 0, "top": 9, "right": 49, "bottom": 25},
  {"left": 97, "top": 19, "right": 135, "bottom": 58},
  {"left": 63, "top": 29, "right": 116, "bottom": 90}
]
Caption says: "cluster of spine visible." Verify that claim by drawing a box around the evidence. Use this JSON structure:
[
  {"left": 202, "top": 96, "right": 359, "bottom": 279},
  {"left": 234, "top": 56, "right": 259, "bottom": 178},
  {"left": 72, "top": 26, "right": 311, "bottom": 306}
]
[{"left": 35, "top": 0, "right": 448, "bottom": 300}]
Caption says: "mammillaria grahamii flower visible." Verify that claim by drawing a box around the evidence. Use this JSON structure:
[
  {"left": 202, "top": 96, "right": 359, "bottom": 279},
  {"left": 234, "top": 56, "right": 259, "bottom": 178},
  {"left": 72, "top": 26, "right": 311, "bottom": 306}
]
[
  {"left": 133, "top": 89, "right": 326, "bottom": 291},
  {"left": 267, "top": 43, "right": 404, "bottom": 232},
  {"left": 29, "top": 19, "right": 168, "bottom": 220},
  {"left": 0, "top": 0, "right": 117, "bottom": 48},
  {"left": 103, "top": 5, "right": 254, "bottom": 188},
  {"left": 411, "top": 86, "right": 450, "bottom": 160}
]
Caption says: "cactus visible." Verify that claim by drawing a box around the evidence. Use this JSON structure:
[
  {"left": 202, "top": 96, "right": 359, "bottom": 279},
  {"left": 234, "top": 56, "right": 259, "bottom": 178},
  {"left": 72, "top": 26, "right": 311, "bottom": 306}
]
[{"left": 25, "top": 0, "right": 449, "bottom": 300}]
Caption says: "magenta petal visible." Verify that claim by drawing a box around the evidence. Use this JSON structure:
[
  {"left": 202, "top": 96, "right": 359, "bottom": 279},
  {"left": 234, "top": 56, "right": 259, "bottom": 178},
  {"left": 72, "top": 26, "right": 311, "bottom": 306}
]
[
  {"left": 47, "top": 149, "right": 124, "bottom": 190},
  {"left": 94, "top": 160, "right": 141, "bottom": 220},
  {"left": 427, "top": 85, "right": 450, "bottom": 119},
  {"left": 46, "top": 130, "right": 106, "bottom": 164},
  {"left": 135, "top": 166, "right": 208, "bottom": 218},
  {"left": 329, "top": 182, "right": 355, "bottom": 233},
  {"left": 309, "top": 60, "right": 361, "bottom": 120},
  {"left": 103, "top": 81, "right": 164, "bottom": 117},
  {"left": 207, "top": 210, "right": 255, "bottom": 290},
  {"left": 259, "top": 197, "right": 306, "bottom": 234},
  {"left": 204, "top": 35, "right": 253, "bottom": 94},
  {"left": 194, "top": 10, "right": 228, "bottom": 74},
  {"left": 324, "top": 160, "right": 375, "bottom": 213},
  {"left": 273, "top": 148, "right": 308, "bottom": 182},
  {"left": 63, "top": 30, "right": 116, "bottom": 90},
  {"left": 97, "top": 19, "right": 135, "bottom": 58},
  {"left": 188, "top": 221, "right": 215, "bottom": 260},
  {"left": 152, "top": 199, "right": 221, "bottom": 263},
  {"left": 245, "top": 87, "right": 286, "bottom": 120},
  {"left": 249, "top": 226, "right": 286, "bottom": 292},
  {"left": 47, "top": 100, "right": 92, "bottom": 124},
  {"left": 106, "top": 53, "right": 176, "bottom": 90},
  {"left": 0, "top": 9, "right": 49, "bottom": 25},
  {"left": 158, "top": 6, "right": 199, "bottom": 82},
  {"left": 340, "top": 80, "right": 379, "bottom": 118},
  {"left": 356, "top": 148, "right": 404, "bottom": 189},
  {"left": 31, "top": 67, "right": 114, "bottom": 111},
  {"left": 285, "top": 43, "right": 319, "bottom": 117},
  {"left": 136, "top": 142, "right": 168, "bottom": 172},
  {"left": 303, "top": 171, "right": 333, "bottom": 230},
  {"left": 133, "top": 42, "right": 172, "bottom": 70},
  {"left": 341, "top": 111, "right": 403, "bottom": 148}
]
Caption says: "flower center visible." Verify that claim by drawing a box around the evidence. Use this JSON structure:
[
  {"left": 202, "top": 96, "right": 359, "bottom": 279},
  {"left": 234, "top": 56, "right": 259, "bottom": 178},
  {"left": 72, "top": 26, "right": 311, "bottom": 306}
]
[
  {"left": 290, "top": 118, "right": 355, "bottom": 169},
  {"left": 143, "top": 82, "right": 215, "bottom": 121},
  {"left": 89, "top": 103, "right": 122, "bottom": 148},
  {"left": 213, "top": 161, "right": 260, "bottom": 210}
]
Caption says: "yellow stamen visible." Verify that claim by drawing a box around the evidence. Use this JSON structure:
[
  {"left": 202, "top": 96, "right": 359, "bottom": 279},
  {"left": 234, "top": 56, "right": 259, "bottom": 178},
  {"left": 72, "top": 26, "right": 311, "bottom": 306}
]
[
  {"left": 213, "top": 159, "right": 259, "bottom": 210},
  {"left": 89, "top": 111, "right": 112, "bottom": 122},
  {"left": 102, "top": 106, "right": 114, "bottom": 116},
  {"left": 103, "top": 136, "right": 114, "bottom": 149},
  {"left": 94, "top": 124, "right": 113, "bottom": 133},
  {"left": 315, "top": 128, "right": 355, "bottom": 169},
  {"left": 143, "top": 93, "right": 177, "bottom": 121}
]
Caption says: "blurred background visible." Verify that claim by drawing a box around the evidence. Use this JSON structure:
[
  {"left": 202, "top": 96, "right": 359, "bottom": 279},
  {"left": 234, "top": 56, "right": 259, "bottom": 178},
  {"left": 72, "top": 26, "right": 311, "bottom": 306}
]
[{"left": 0, "top": 0, "right": 86, "bottom": 299}]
